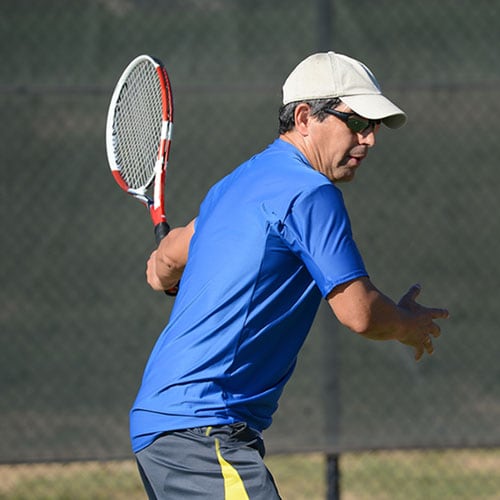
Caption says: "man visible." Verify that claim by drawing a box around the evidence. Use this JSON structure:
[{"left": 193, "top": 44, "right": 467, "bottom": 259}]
[{"left": 132, "top": 51, "right": 449, "bottom": 499}]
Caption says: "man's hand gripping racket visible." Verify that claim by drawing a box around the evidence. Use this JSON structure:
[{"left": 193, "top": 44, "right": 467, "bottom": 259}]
[{"left": 106, "top": 54, "right": 178, "bottom": 296}]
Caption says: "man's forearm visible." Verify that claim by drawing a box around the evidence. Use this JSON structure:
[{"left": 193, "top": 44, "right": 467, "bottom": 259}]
[
  {"left": 327, "top": 277, "right": 448, "bottom": 360},
  {"left": 146, "top": 220, "right": 195, "bottom": 291},
  {"left": 353, "top": 289, "right": 408, "bottom": 341}
]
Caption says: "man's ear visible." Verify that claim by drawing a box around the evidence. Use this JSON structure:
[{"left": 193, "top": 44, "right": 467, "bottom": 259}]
[{"left": 293, "top": 103, "right": 312, "bottom": 136}]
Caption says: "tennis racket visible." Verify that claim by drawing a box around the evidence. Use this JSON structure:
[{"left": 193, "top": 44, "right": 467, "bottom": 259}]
[{"left": 106, "top": 54, "right": 178, "bottom": 296}]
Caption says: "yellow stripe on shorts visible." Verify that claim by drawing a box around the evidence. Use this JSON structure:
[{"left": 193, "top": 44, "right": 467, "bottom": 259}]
[{"left": 214, "top": 437, "right": 250, "bottom": 500}]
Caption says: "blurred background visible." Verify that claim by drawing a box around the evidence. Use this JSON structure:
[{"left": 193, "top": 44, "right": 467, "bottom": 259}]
[{"left": 1, "top": 0, "right": 499, "bottom": 498}]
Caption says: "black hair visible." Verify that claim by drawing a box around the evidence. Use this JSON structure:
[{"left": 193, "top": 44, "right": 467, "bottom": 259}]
[{"left": 278, "top": 97, "right": 341, "bottom": 134}]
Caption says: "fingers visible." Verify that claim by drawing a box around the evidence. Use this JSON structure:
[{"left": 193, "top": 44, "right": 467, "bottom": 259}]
[
  {"left": 414, "top": 344, "right": 424, "bottom": 361},
  {"left": 400, "top": 283, "right": 450, "bottom": 325},
  {"left": 415, "top": 335, "right": 434, "bottom": 361},
  {"left": 423, "top": 335, "right": 434, "bottom": 354},
  {"left": 429, "top": 321, "right": 442, "bottom": 338},
  {"left": 146, "top": 251, "right": 164, "bottom": 291},
  {"left": 399, "top": 284, "right": 449, "bottom": 362},
  {"left": 399, "top": 282, "right": 449, "bottom": 362},
  {"left": 427, "top": 307, "right": 449, "bottom": 340},
  {"left": 430, "top": 307, "right": 450, "bottom": 320}
]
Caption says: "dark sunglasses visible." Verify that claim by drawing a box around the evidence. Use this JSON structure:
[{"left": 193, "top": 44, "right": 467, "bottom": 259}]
[{"left": 324, "top": 108, "right": 381, "bottom": 134}]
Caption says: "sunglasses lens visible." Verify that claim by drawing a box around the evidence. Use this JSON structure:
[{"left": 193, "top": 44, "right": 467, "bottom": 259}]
[
  {"left": 326, "top": 108, "right": 380, "bottom": 133},
  {"left": 347, "top": 116, "right": 370, "bottom": 133}
]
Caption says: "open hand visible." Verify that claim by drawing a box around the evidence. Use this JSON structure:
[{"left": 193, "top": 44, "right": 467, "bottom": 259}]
[{"left": 397, "top": 284, "right": 449, "bottom": 361}]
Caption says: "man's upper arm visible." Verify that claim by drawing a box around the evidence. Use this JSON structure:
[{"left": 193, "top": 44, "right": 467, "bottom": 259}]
[{"left": 280, "top": 184, "right": 367, "bottom": 297}]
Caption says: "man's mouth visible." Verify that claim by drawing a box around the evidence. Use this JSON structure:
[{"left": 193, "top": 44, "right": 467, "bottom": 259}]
[
  {"left": 348, "top": 155, "right": 365, "bottom": 165},
  {"left": 349, "top": 146, "right": 368, "bottom": 161}
]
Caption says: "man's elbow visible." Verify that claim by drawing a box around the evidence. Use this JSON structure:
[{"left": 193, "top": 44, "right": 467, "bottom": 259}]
[
  {"left": 341, "top": 313, "right": 396, "bottom": 342},
  {"left": 342, "top": 314, "right": 374, "bottom": 336},
  {"left": 328, "top": 277, "right": 392, "bottom": 338}
]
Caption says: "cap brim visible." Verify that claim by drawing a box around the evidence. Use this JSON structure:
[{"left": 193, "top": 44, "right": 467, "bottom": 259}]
[{"left": 341, "top": 94, "right": 407, "bottom": 129}]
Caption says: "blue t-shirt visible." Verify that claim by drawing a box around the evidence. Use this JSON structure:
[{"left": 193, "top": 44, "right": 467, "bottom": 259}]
[{"left": 130, "top": 138, "right": 367, "bottom": 453}]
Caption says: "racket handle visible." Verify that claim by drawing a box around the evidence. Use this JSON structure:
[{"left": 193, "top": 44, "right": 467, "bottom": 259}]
[
  {"left": 154, "top": 221, "right": 171, "bottom": 245},
  {"left": 165, "top": 284, "right": 179, "bottom": 296},
  {"left": 153, "top": 221, "right": 180, "bottom": 297}
]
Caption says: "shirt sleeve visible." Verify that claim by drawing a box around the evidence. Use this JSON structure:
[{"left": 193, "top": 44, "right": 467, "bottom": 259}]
[{"left": 280, "top": 183, "right": 368, "bottom": 297}]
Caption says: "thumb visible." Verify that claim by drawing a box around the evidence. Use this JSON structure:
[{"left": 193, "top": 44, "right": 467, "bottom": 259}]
[{"left": 403, "top": 283, "right": 422, "bottom": 302}]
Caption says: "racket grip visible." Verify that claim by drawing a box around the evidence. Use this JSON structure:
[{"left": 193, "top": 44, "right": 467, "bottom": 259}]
[
  {"left": 154, "top": 221, "right": 171, "bottom": 245},
  {"left": 165, "top": 283, "right": 179, "bottom": 296},
  {"left": 153, "top": 222, "right": 179, "bottom": 297}
]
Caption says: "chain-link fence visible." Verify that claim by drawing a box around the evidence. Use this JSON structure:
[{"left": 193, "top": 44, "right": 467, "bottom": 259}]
[{"left": 1, "top": 0, "right": 499, "bottom": 498}]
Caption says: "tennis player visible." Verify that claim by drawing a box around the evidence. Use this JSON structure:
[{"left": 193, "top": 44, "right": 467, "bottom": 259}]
[{"left": 132, "top": 51, "right": 449, "bottom": 499}]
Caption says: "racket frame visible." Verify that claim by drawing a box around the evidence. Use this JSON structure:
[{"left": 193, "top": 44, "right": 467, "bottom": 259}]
[{"left": 105, "top": 54, "right": 174, "bottom": 231}]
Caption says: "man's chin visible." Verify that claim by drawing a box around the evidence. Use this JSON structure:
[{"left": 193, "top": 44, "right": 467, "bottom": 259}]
[{"left": 333, "top": 168, "right": 357, "bottom": 183}]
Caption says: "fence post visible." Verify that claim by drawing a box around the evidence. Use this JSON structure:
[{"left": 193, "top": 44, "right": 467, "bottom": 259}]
[
  {"left": 327, "top": 453, "right": 340, "bottom": 500},
  {"left": 317, "top": 299, "right": 341, "bottom": 499},
  {"left": 316, "top": 0, "right": 333, "bottom": 51},
  {"left": 316, "top": 0, "right": 340, "bottom": 500}
]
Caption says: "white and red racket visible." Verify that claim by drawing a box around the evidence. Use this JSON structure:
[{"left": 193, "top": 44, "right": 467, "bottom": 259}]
[{"left": 106, "top": 54, "right": 178, "bottom": 295}]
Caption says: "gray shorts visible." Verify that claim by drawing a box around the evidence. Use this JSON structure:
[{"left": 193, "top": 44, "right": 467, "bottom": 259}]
[{"left": 135, "top": 422, "right": 282, "bottom": 499}]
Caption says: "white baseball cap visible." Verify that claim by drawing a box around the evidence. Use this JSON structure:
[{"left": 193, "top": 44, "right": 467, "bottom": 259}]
[{"left": 282, "top": 51, "right": 407, "bottom": 128}]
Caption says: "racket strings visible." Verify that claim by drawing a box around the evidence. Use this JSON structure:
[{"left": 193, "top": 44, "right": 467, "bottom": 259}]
[{"left": 113, "top": 61, "right": 164, "bottom": 190}]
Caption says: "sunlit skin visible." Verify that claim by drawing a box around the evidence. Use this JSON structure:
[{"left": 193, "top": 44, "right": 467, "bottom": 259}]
[{"left": 280, "top": 102, "right": 380, "bottom": 183}]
